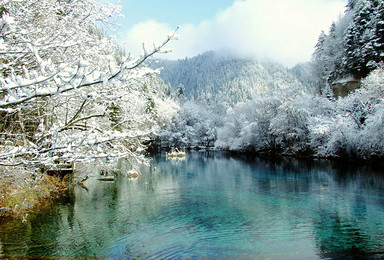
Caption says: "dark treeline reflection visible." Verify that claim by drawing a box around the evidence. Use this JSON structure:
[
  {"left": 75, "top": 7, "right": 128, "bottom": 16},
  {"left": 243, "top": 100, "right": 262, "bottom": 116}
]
[{"left": 1, "top": 151, "right": 384, "bottom": 259}]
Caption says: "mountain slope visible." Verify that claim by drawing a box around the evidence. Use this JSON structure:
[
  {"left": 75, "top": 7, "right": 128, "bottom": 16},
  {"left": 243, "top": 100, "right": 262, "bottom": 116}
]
[{"left": 153, "top": 51, "right": 303, "bottom": 106}]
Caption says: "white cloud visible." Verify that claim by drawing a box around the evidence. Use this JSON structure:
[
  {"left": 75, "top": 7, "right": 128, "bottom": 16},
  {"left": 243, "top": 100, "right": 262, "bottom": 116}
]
[
  {"left": 122, "top": 20, "right": 173, "bottom": 56},
  {"left": 122, "top": 0, "right": 346, "bottom": 66}
]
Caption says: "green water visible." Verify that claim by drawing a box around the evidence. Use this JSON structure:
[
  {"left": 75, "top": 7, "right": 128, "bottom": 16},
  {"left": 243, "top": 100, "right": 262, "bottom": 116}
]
[{"left": 1, "top": 151, "right": 384, "bottom": 259}]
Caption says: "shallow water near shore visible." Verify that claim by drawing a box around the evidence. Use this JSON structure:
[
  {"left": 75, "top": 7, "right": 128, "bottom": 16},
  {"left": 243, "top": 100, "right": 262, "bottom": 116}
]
[{"left": 1, "top": 151, "right": 384, "bottom": 259}]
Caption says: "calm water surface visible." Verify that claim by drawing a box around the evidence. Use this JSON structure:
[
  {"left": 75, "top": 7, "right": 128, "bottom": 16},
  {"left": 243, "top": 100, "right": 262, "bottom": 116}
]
[{"left": 1, "top": 151, "right": 384, "bottom": 259}]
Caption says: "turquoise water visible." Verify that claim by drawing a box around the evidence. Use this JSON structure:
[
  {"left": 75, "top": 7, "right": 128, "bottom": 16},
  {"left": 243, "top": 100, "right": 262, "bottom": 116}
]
[{"left": 1, "top": 151, "right": 384, "bottom": 259}]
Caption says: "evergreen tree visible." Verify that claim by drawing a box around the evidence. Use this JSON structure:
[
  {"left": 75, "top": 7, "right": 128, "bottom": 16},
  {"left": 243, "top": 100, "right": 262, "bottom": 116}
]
[
  {"left": 345, "top": 0, "right": 384, "bottom": 78},
  {"left": 312, "top": 0, "right": 383, "bottom": 95},
  {"left": 154, "top": 51, "right": 302, "bottom": 106},
  {"left": 312, "top": 31, "right": 329, "bottom": 93},
  {"left": 347, "top": 0, "right": 359, "bottom": 10}
]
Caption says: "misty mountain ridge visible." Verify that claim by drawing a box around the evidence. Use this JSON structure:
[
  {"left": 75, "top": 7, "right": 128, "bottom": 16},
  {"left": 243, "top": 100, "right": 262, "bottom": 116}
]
[{"left": 152, "top": 51, "right": 305, "bottom": 106}]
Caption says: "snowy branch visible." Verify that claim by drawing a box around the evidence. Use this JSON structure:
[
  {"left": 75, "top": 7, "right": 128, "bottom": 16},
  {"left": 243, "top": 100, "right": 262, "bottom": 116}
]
[{"left": 0, "top": 0, "right": 179, "bottom": 167}]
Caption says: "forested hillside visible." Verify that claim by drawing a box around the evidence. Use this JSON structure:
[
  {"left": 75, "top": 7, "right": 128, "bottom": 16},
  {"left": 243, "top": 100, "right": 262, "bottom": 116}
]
[
  {"left": 153, "top": 51, "right": 303, "bottom": 106},
  {"left": 157, "top": 0, "right": 384, "bottom": 160},
  {"left": 313, "top": 0, "right": 384, "bottom": 93}
]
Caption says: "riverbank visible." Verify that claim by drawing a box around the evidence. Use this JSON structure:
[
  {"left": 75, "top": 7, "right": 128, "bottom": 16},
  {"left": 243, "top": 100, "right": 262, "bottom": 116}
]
[{"left": 0, "top": 166, "right": 69, "bottom": 222}]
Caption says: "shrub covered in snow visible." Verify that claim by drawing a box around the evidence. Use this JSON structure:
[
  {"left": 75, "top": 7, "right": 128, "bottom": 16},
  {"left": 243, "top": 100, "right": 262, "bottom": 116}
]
[{"left": 216, "top": 66, "right": 384, "bottom": 159}]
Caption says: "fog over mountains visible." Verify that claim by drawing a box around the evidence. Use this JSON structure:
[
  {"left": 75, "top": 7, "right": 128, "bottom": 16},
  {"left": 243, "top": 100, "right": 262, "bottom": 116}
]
[{"left": 153, "top": 51, "right": 305, "bottom": 106}]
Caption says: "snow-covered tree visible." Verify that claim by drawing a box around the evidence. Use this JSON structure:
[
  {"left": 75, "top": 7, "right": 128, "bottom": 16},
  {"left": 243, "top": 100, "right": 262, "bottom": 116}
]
[
  {"left": 312, "top": 12, "right": 354, "bottom": 92},
  {"left": 306, "top": 66, "right": 384, "bottom": 159},
  {"left": 216, "top": 64, "right": 384, "bottom": 160},
  {"left": 154, "top": 51, "right": 302, "bottom": 106},
  {"left": 347, "top": 0, "right": 360, "bottom": 10},
  {"left": 344, "top": 0, "right": 384, "bottom": 78},
  {"left": 313, "top": 0, "right": 384, "bottom": 93},
  {"left": 216, "top": 91, "right": 283, "bottom": 152},
  {"left": 158, "top": 100, "right": 220, "bottom": 148},
  {"left": 0, "top": 0, "right": 178, "bottom": 166}
]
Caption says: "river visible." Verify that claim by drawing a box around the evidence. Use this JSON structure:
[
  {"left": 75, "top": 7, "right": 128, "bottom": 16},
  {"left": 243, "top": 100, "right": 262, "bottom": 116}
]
[{"left": 1, "top": 151, "right": 384, "bottom": 259}]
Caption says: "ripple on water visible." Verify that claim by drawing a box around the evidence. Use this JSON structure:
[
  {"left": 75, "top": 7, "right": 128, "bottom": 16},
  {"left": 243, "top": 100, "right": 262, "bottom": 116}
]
[{"left": 2, "top": 152, "right": 384, "bottom": 259}]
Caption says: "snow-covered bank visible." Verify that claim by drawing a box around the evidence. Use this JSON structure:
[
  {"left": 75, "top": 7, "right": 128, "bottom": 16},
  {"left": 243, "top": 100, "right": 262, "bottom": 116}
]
[
  {"left": 215, "top": 66, "right": 384, "bottom": 160},
  {"left": 156, "top": 65, "right": 384, "bottom": 161}
]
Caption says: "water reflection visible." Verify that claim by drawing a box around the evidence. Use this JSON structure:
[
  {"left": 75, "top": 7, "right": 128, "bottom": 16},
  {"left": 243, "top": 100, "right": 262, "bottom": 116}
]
[{"left": 1, "top": 151, "right": 384, "bottom": 259}]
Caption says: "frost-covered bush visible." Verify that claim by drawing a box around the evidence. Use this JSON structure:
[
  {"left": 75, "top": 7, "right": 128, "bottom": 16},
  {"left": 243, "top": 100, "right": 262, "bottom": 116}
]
[
  {"left": 352, "top": 66, "right": 384, "bottom": 158},
  {"left": 271, "top": 94, "right": 334, "bottom": 154},
  {"left": 318, "top": 65, "right": 384, "bottom": 158},
  {"left": 159, "top": 101, "right": 220, "bottom": 148},
  {"left": 216, "top": 91, "right": 331, "bottom": 155},
  {"left": 271, "top": 100, "right": 309, "bottom": 154},
  {"left": 360, "top": 101, "right": 384, "bottom": 157},
  {"left": 297, "top": 95, "right": 335, "bottom": 154},
  {"left": 216, "top": 66, "right": 384, "bottom": 159},
  {"left": 216, "top": 93, "right": 282, "bottom": 152}
]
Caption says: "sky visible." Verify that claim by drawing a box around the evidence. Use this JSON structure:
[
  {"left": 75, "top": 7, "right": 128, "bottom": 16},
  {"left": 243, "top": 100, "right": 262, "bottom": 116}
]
[{"left": 110, "top": 0, "right": 347, "bottom": 67}]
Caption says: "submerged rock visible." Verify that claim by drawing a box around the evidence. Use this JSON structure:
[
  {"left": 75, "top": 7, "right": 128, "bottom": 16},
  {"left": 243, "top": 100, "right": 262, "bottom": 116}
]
[
  {"left": 97, "top": 176, "right": 115, "bottom": 182},
  {"left": 123, "top": 170, "right": 139, "bottom": 179}
]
